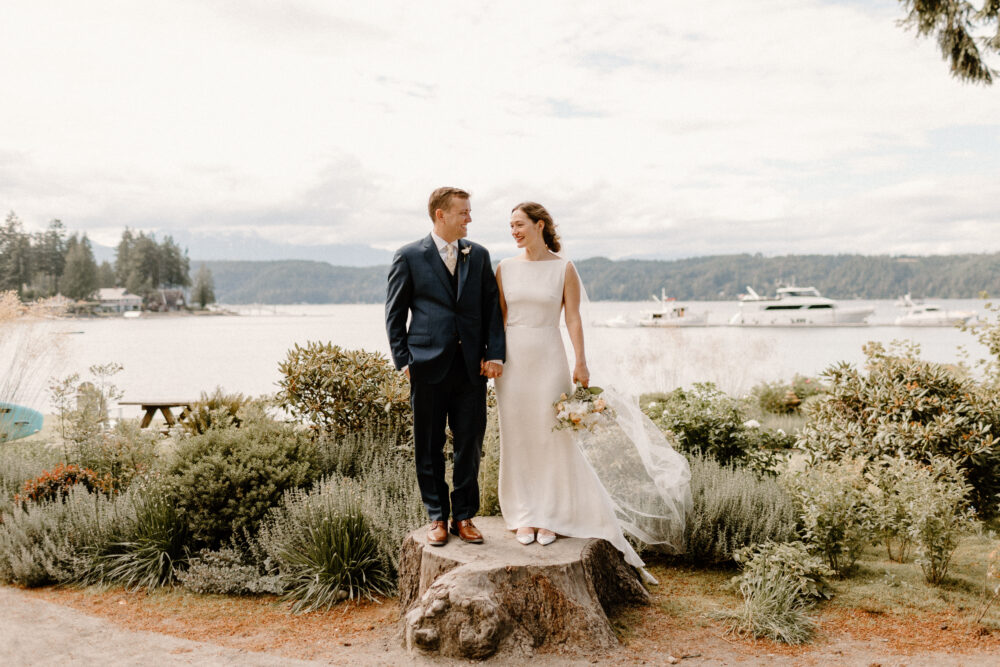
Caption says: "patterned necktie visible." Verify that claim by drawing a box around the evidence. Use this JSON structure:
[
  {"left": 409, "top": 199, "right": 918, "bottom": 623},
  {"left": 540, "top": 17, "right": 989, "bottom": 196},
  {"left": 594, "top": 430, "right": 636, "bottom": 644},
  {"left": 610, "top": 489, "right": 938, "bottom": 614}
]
[{"left": 444, "top": 243, "right": 457, "bottom": 275}]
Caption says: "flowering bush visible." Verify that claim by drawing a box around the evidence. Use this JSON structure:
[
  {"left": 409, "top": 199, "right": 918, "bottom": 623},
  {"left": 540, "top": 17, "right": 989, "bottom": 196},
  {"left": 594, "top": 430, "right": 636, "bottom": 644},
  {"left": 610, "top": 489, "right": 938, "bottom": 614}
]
[
  {"left": 14, "top": 464, "right": 111, "bottom": 505},
  {"left": 553, "top": 383, "right": 613, "bottom": 432},
  {"left": 644, "top": 383, "right": 790, "bottom": 472}
]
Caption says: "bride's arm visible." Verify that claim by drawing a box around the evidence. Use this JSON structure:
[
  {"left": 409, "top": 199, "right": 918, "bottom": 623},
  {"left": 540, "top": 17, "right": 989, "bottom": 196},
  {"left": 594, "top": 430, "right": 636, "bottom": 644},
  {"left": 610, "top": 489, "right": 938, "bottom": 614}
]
[
  {"left": 563, "top": 262, "right": 589, "bottom": 387},
  {"left": 496, "top": 264, "right": 508, "bottom": 325}
]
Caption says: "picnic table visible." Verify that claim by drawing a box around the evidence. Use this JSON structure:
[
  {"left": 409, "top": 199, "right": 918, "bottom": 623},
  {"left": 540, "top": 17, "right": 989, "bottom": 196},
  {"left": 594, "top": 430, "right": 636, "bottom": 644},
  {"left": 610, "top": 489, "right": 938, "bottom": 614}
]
[{"left": 119, "top": 400, "right": 195, "bottom": 429}]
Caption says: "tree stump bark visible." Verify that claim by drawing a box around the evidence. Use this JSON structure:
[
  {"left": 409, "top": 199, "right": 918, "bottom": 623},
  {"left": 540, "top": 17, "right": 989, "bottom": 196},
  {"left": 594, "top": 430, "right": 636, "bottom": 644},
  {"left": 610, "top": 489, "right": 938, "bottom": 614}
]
[{"left": 399, "top": 516, "right": 650, "bottom": 660}]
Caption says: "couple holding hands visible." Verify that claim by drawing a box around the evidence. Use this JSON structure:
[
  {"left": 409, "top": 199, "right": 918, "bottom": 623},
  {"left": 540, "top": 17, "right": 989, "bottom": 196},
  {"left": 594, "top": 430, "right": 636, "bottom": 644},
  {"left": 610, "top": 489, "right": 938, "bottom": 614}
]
[{"left": 385, "top": 187, "right": 689, "bottom": 572}]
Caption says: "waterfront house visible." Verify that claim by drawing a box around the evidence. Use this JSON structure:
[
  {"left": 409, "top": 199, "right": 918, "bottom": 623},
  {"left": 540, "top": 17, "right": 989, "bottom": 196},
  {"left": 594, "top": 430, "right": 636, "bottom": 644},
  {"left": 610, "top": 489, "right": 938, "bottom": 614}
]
[{"left": 97, "top": 288, "right": 143, "bottom": 313}]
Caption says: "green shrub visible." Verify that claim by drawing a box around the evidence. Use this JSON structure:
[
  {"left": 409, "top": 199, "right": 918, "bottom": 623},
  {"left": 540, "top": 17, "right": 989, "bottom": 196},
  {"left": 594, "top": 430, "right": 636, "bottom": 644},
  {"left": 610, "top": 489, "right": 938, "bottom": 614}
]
[
  {"left": 784, "top": 458, "right": 873, "bottom": 577},
  {"left": 732, "top": 540, "right": 833, "bottom": 602},
  {"left": 750, "top": 375, "right": 826, "bottom": 415},
  {"left": 0, "top": 485, "right": 132, "bottom": 587},
  {"left": 479, "top": 402, "right": 501, "bottom": 517},
  {"left": 644, "top": 383, "right": 789, "bottom": 472},
  {"left": 314, "top": 428, "right": 425, "bottom": 578},
  {"left": 65, "top": 420, "right": 159, "bottom": 492},
  {"left": 84, "top": 492, "right": 189, "bottom": 592},
  {"left": 682, "top": 455, "right": 799, "bottom": 566},
  {"left": 258, "top": 477, "right": 391, "bottom": 612},
  {"left": 181, "top": 387, "right": 255, "bottom": 435},
  {"left": 799, "top": 341, "right": 1000, "bottom": 514},
  {"left": 177, "top": 546, "right": 282, "bottom": 596},
  {"left": 277, "top": 342, "right": 410, "bottom": 441},
  {"left": 904, "top": 457, "right": 979, "bottom": 585},
  {"left": 164, "top": 419, "right": 320, "bottom": 548},
  {"left": 713, "top": 571, "right": 815, "bottom": 644},
  {"left": 866, "top": 455, "right": 928, "bottom": 562}
]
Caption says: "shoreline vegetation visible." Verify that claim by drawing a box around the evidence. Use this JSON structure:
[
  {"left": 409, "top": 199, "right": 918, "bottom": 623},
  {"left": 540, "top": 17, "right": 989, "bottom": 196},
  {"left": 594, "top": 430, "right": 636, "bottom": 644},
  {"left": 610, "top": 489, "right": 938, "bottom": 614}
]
[
  {"left": 198, "top": 253, "right": 1000, "bottom": 305},
  {"left": 4, "top": 295, "right": 1000, "bottom": 660}
]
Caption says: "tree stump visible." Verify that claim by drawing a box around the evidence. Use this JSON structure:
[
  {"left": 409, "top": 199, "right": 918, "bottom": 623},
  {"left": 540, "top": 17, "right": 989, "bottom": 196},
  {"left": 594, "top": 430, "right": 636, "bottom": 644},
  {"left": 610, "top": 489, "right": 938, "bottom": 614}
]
[{"left": 399, "top": 516, "right": 650, "bottom": 660}]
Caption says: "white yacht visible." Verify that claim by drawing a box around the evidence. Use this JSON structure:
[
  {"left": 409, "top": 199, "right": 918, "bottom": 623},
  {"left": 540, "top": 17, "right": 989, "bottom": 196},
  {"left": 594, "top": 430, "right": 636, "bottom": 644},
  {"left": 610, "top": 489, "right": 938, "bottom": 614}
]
[
  {"left": 637, "top": 289, "right": 708, "bottom": 327},
  {"left": 729, "top": 286, "right": 873, "bottom": 326},
  {"left": 894, "top": 295, "right": 975, "bottom": 327}
]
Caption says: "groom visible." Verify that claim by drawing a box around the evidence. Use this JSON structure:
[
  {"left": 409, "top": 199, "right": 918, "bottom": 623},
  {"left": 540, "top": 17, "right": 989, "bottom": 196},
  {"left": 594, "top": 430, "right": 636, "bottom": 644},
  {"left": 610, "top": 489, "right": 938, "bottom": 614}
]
[{"left": 385, "top": 187, "right": 505, "bottom": 546}]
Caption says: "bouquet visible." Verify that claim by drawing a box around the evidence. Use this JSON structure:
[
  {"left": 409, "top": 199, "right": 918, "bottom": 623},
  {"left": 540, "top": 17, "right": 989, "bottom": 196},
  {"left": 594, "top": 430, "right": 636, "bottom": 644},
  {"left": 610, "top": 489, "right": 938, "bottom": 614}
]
[{"left": 553, "top": 382, "right": 615, "bottom": 432}]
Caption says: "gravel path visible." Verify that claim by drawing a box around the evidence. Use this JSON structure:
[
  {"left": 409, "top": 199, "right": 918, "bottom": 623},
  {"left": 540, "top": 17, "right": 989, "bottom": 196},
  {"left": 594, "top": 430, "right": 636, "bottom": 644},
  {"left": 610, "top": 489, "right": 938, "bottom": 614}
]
[{"left": 0, "top": 587, "right": 328, "bottom": 667}]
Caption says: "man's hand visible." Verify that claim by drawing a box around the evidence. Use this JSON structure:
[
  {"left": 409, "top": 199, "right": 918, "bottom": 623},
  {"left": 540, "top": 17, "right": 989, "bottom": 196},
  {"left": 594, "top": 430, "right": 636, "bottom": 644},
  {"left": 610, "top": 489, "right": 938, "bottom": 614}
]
[
  {"left": 480, "top": 360, "right": 503, "bottom": 379},
  {"left": 403, "top": 367, "right": 410, "bottom": 381}
]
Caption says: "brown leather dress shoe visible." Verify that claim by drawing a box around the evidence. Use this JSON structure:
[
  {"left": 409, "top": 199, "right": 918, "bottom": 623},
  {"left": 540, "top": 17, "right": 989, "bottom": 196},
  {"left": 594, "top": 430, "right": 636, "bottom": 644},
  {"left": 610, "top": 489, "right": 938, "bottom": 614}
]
[
  {"left": 427, "top": 521, "right": 448, "bottom": 546},
  {"left": 450, "top": 518, "right": 484, "bottom": 544}
]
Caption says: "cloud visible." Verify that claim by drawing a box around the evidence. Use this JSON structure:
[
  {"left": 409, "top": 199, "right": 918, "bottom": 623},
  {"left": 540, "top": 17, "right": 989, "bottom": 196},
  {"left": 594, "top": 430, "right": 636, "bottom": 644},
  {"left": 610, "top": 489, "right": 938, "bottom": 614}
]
[{"left": 0, "top": 0, "right": 998, "bottom": 262}]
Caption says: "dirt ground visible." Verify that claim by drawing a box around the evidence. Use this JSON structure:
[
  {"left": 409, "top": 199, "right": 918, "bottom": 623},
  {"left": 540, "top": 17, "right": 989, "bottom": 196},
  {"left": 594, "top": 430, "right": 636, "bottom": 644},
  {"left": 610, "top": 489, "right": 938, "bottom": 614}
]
[{"left": 5, "top": 580, "right": 1000, "bottom": 667}]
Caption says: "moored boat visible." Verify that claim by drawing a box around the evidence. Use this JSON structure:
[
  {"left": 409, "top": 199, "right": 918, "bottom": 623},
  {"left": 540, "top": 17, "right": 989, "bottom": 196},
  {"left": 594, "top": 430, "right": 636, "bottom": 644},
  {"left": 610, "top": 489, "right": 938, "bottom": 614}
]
[
  {"left": 894, "top": 294, "right": 975, "bottom": 327},
  {"left": 729, "top": 285, "right": 873, "bottom": 326},
  {"left": 637, "top": 290, "right": 708, "bottom": 327}
]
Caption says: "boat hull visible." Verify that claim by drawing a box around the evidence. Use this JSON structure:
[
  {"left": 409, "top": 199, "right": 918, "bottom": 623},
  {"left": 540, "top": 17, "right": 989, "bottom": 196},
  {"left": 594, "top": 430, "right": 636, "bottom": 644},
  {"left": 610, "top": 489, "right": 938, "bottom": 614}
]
[{"left": 0, "top": 403, "right": 43, "bottom": 442}]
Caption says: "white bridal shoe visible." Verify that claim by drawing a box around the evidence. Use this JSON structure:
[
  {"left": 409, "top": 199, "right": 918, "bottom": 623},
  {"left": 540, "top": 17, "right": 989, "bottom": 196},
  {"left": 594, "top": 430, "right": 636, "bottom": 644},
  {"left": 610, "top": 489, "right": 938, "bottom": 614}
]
[
  {"left": 536, "top": 529, "right": 557, "bottom": 546},
  {"left": 516, "top": 528, "right": 536, "bottom": 545}
]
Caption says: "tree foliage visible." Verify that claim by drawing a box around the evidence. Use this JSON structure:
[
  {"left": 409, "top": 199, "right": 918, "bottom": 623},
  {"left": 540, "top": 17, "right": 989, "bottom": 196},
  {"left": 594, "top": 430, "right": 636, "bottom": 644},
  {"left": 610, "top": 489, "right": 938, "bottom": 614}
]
[
  {"left": 192, "top": 264, "right": 215, "bottom": 308},
  {"left": 900, "top": 0, "right": 1000, "bottom": 84},
  {"left": 61, "top": 234, "right": 99, "bottom": 300}
]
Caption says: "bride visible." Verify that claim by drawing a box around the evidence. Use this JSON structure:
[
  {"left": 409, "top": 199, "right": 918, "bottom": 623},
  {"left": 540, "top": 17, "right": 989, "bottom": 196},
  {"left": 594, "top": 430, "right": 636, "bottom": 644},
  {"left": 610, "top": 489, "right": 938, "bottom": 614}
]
[{"left": 492, "top": 202, "right": 692, "bottom": 571}]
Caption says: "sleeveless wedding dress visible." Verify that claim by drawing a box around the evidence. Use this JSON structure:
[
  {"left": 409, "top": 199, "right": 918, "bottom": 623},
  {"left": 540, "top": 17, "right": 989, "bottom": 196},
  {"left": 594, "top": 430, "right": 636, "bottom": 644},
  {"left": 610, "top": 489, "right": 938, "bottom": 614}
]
[{"left": 495, "top": 255, "right": 691, "bottom": 570}]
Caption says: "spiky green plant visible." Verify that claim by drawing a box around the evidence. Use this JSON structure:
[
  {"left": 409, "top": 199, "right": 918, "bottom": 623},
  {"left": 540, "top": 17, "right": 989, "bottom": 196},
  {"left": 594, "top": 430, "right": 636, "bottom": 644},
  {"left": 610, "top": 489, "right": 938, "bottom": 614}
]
[{"left": 87, "top": 493, "right": 189, "bottom": 592}]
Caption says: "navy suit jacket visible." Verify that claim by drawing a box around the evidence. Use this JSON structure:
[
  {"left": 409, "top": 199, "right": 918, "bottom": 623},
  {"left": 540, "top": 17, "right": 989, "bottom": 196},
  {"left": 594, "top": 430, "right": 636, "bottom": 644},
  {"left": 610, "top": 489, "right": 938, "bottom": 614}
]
[{"left": 385, "top": 234, "right": 505, "bottom": 385}]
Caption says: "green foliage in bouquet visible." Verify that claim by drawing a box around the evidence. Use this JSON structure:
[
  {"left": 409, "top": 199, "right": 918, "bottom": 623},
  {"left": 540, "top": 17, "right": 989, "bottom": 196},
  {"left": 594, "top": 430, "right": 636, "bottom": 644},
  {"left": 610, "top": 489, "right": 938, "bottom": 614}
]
[
  {"left": 798, "top": 340, "right": 1000, "bottom": 514},
  {"left": 277, "top": 342, "right": 410, "bottom": 441}
]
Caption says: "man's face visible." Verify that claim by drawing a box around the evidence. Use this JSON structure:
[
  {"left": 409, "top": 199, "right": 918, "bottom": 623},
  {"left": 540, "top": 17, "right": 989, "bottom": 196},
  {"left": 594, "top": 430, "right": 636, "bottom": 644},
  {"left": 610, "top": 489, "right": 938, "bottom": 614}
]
[{"left": 435, "top": 196, "right": 471, "bottom": 243}]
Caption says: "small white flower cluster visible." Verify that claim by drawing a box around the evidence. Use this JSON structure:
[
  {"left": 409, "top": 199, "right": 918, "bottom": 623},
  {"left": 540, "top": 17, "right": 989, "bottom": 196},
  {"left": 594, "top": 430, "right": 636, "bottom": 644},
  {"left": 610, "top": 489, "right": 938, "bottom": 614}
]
[{"left": 553, "top": 383, "right": 614, "bottom": 432}]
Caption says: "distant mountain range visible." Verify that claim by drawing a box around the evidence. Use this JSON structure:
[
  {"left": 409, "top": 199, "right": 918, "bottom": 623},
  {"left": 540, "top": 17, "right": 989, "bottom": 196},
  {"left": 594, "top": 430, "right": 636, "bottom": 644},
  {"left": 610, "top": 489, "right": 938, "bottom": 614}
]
[{"left": 198, "top": 253, "right": 1000, "bottom": 304}]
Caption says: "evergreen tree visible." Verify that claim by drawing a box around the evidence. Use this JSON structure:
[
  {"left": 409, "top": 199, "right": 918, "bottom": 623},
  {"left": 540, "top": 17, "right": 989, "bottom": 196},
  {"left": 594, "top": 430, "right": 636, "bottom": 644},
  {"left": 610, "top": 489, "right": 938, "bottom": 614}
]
[
  {"left": 61, "top": 234, "right": 99, "bottom": 300},
  {"left": 30, "top": 219, "right": 67, "bottom": 296},
  {"left": 192, "top": 264, "right": 215, "bottom": 308},
  {"left": 900, "top": 0, "right": 1000, "bottom": 84},
  {"left": 0, "top": 212, "right": 32, "bottom": 294},
  {"left": 97, "top": 261, "right": 116, "bottom": 288}
]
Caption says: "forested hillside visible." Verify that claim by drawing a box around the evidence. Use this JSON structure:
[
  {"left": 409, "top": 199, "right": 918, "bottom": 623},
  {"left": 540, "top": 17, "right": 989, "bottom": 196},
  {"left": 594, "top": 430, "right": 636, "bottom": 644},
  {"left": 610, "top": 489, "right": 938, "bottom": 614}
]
[{"left": 202, "top": 253, "right": 1000, "bottom": 304}]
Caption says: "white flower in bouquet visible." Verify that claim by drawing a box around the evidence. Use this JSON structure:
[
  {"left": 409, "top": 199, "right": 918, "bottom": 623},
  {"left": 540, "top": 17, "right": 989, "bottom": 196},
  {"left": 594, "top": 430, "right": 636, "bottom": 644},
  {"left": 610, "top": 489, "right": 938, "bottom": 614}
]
[{"left": 552, "top": 382, "right": 616, "bottom": 432}]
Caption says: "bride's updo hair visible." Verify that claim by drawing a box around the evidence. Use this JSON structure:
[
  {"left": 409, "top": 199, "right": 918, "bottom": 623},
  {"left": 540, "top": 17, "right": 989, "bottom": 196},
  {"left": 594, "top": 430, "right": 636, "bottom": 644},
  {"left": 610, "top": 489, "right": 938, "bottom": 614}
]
[{"left": 512, "top": 202, "right": 560, "bottom": 252}]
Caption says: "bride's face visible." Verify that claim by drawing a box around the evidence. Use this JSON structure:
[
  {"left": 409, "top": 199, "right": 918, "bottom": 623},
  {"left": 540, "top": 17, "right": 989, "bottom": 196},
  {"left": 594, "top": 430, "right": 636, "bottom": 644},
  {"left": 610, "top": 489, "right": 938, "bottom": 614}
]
[{"left": 510, "top": 209, "right": 544, "bottom": 249}]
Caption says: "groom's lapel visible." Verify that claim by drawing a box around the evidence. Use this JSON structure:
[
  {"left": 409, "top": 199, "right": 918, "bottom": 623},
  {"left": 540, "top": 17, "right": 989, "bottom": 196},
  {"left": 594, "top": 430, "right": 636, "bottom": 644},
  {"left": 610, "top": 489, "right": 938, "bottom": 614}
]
[
  {"left": 456, "top": 240, "right": 470, "bottom": 301},
  {"left": 422, "top": 234, "right": 455, "bottom": 297}
]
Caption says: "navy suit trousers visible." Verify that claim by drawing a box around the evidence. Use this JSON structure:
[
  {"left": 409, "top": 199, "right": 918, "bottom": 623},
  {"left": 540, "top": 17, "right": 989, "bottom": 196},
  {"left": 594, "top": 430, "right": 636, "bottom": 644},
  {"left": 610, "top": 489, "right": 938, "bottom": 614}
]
[{"left": 409, "top": 349, "right": 487, "bottom": 522}]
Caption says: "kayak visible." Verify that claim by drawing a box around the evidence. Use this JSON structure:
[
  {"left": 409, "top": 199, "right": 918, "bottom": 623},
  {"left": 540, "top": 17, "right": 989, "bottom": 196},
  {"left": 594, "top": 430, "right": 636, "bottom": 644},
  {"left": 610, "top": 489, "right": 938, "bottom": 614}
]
[{"left": 0, "top": 402, "right": 43, "bottom": 442}]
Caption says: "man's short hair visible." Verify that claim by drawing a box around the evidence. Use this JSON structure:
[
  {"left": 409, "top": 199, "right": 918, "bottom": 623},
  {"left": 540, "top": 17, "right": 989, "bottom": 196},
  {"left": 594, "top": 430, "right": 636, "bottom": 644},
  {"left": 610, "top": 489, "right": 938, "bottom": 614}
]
[{"left": 428, "top": 187, "right": 470, "bottom": 221}]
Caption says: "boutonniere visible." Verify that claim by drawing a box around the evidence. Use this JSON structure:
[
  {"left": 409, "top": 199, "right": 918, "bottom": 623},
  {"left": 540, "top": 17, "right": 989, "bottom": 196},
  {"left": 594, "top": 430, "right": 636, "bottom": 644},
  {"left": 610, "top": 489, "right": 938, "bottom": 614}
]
[{"left": 460, "top": 246, "right": 471, "bottom": 262}]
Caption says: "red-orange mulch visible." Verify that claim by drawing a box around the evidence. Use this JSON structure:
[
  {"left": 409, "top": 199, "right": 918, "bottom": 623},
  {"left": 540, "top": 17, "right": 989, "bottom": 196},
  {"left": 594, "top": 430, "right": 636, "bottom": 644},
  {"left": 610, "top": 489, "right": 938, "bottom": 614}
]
[{"left": 26, "top": 587, "right": 400, "bottom": 662}]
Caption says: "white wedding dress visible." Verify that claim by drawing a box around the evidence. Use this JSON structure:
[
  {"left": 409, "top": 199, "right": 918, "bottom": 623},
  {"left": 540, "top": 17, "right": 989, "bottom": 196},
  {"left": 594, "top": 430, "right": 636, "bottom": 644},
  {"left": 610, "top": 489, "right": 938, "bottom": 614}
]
[{"left": 495, "top": 255, "right": 691, "bottom": 570}]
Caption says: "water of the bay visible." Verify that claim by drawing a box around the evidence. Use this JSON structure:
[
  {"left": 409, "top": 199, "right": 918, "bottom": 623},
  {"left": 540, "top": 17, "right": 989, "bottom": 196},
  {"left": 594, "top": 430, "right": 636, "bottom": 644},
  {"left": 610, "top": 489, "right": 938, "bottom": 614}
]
[{"left": 28, "top": 298, "right": 991, "bottom": 417}]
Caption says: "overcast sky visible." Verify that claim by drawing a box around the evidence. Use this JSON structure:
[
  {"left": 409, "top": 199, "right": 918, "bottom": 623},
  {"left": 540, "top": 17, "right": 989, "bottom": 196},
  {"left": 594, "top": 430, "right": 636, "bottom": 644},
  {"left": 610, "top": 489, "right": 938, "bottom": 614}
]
[{"left": 2, "top": 0, "right": 999, "bottom": 263}]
